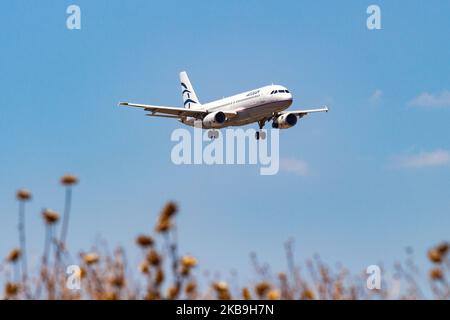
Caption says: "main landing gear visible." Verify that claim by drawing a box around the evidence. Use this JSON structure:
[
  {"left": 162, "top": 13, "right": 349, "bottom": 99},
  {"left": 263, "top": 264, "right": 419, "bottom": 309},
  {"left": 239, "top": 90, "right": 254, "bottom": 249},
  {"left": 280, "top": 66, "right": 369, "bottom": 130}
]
[
  {"left": 207, "top": 129, "right": 220, "bottom": 139},
  {"left": 255, "top": 119, "right": 267, "bottom": 140}
]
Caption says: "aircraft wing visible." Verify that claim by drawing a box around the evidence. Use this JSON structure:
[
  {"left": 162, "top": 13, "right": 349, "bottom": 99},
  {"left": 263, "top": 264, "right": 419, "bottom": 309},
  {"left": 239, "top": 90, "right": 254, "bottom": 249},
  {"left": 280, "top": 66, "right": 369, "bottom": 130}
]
[
  {"left": 119, "top": 102, "right": 237, "bottom": 119},
  {"left": 281, "top": 106, "right": 329, "bottom": 118}
]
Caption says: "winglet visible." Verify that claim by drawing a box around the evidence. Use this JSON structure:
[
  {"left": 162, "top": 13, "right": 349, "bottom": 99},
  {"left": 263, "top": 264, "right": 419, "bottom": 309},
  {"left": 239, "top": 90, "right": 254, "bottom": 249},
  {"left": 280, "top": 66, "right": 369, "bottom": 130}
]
[{"left": 118, "top": 102, "right": 129, "bottom": 106}]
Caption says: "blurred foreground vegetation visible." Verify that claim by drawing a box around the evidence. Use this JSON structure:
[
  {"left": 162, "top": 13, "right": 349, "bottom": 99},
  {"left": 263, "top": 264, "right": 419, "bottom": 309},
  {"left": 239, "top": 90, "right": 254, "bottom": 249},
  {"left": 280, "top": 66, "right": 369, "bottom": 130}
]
[{"left": 1, "top": 176, "right": 449, "bottom": 300}]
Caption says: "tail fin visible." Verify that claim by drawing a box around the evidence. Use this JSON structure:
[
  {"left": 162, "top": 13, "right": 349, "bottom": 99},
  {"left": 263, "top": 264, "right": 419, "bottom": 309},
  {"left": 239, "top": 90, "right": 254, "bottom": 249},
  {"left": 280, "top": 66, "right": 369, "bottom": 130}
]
[{"left": 180, "top": 71, "right": 201, "bottom": 109}]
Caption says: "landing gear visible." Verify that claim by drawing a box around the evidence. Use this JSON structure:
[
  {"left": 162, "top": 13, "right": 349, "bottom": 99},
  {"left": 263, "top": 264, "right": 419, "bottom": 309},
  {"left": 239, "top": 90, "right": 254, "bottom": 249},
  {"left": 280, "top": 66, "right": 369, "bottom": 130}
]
[
  {"left": 208, "top": 129, "right": 220, "bottom": 139},
  {"left": 255, "top": 119, "right": 267, "bottom": 140},
  {"left": 255, "top": 131, "right": 266, "bottom": 140}
]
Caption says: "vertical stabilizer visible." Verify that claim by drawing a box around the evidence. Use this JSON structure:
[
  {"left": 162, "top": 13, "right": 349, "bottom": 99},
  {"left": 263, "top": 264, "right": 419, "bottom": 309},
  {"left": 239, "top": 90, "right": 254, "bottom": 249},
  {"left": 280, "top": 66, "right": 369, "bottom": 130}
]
[{"left": 180, "top": 71, "right": 201, "bottom": 109}]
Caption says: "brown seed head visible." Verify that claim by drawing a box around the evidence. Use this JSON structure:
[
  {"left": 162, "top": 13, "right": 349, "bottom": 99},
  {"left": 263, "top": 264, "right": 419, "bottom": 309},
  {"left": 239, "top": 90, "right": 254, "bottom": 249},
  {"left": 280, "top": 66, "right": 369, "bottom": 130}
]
[
  {"left": 180, "top": 265, "right": 190, "bottom": 277},
  {"left": 437, "top": 242, "right": 449, "bottom": 256},
  {"left": 155, "top": 218, "right": 172, "bottom": 233},
  {"left": 213, "top": 282, "right": 231, "bottom": 300},
  {"left": 214, "top": 281, "right": 228, "bottom": 292},
  {"left": 428, "top": 249, "right": 442, "bottom": 263},
  {"left": 83, "top": 253, "right": 99, "bottom": 265},
  {"left": 136, "top": 235, "right": 154, "bottom": 248},
  {"left": 77, "top": 267, "right": 86, "bottom": 279},
  {"left": 61, "top": 175, "right": 78, "bottom": 186},
  {"left": 167, "top": 285, "right": 180, "bottom": 300},
  {"left": 7, "top": 248, "right": 21, "bottom": 263},
  {"left": 301, "top": 289, "right": 315, "bottom": 300},
  {"left": 430, "top": 268, "right": 444, "bottom": 281},
  {"left": 144, "top": 291, "right": 160, "bottom": 300},
  {"left": 103, "top": 292, "right": 118, "bottom": 300},
  {"left": 255, "top": 282, "right": 271, "bottom": 297},
  {"left": 160, "top": 202, "right": 178, "bottom": 221},
  {"left": 185, "top": 282, "right": 197, "bottom": 295},
  {"left": 111, "top": 275, "right": 125, "bottom": 288},
  {"left": 42, "top": 209, "right": 60, "bottom": 225},
  {"left": 242, "top": 287, "right": 251, "bottom": 300},
  {"left": 139, "top": 261, "right": 150, "bottom": 274},
  {"left": 267, "top": 290, "right": 280, "bottom": 300},
  {"left": 155, "top": 268, "right": 165, "bottom": 286},
  {"left": 5, "top": 282, "right": 19, "bottom": 296},
  {"left": 181, "top": 255, "right": 197, "bottom": 269},
  {"left": 146, "top": 250, "right": 161, "bottom": 266},
  {"left": 16, "top": 189, "right": 32, "bottom": 201}
]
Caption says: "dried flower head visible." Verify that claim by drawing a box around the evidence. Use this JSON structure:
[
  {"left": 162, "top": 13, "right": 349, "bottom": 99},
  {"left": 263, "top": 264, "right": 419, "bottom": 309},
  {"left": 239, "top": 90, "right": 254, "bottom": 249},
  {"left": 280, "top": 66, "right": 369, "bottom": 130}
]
[
  {"left": 160, "top": 202, "right": 178, "bottom": 221},
  {"left": 155, "top": 268, "right": 164, "bottom": 286},
  {"left": 430, "top": 268, "right": 443, "bottom": 281},
  {"left": 16, "top": 189, "right": 32, "bottom": 201},
  {"left": 7, "top": 248, "right": 21, "bottom": 263},
  {"left": 103, "top": 292, "right": 118, "bottom": 300},
  {"left": 111, "top": 275, "right": 125, "bottom": 288},
  {"left": 144, "top": 291, "right": 160, "bottom": 300},
  {"left": 136, "top": 235, "right": 154, "bottom": 248},
  {"left": 83, "top": 253, "right": 99, "bottom": 265},
  {"left": 155, "top": 219, "right": 172, "bottom": 233},
  {"left": 180, "top": 265, "right": 190, "bottom": 277},
  {"left": 76, "top": 267, "right": 86, "bottom": 279},
  {"left": 213, "top": 282, "right": 231, "bottom": 300},
  {"left": 146, "top": 250, "right": 161, "bottom": 266},
  {"left": 214, "top": 281, "right": 228, "bottom": 292},
  {"left": 436, "top": 242, "right": 449, "bottom": 256},
  {"left": 181, "top": 255, "right": 197, "bottom": 269},
  {"left": 428, "top": 249, "right": 442, "bottom": 263},
  {"left": 301, "top": 288, "right": 315, "bottom": 300},
  {"left": 5, "top": 282, "right": 19, "bottom": 297},
  {"left": 61, "top": 174, "right": 78, "bottom": 186},
  {"left": 185, "top": 282, "right": 197, "bottom": 295},
  {"left": 42, "top": 209, "right": 60, "bottom": 225},
  {"left": 167, "top": 285, "right": 180, "bottom": 299},
  {"left": 242, "top": 287, "right": 251, "bottom": 300},
  {"left": 255, "top": 282, "right": 271, "bottom": 297},
  {"left": 139, "top": 261, "right": 150, "bottom": 274},
  {"left": 267, "top": 290, "right": 280, "bottom": 300}
]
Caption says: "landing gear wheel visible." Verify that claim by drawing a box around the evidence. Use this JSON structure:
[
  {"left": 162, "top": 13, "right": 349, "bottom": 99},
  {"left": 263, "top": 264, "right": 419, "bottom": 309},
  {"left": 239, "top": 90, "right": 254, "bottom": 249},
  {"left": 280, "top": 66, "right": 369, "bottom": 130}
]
[
  {"left": 256, "top": 119, "right": 267, "bottom": 140},
  {"left": 255, "top": 130, "right": 266, "bottom": 140},
  {"left": 208, "top": 129, "right": 219, "bottom": 139}
]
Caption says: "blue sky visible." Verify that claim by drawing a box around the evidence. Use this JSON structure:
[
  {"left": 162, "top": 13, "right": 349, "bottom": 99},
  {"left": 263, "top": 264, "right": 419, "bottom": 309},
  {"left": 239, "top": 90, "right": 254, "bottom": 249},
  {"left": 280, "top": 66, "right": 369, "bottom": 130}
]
[{"left": 1, "top": 0, "right": 450, "bottom": 288}]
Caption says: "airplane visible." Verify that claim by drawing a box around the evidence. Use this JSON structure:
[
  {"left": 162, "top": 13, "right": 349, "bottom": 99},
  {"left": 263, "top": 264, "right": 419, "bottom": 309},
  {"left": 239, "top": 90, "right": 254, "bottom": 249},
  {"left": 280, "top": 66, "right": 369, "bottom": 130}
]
[{"left": 119, "top": 71, "right": 328, "bottom": 140}]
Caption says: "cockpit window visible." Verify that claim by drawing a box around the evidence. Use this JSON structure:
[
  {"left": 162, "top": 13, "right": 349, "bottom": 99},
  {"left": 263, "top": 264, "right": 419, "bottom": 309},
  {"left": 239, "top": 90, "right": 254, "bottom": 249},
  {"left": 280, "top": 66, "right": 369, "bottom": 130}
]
[{"left": 271, "top": 89, "right": 289, "bottom": 94}]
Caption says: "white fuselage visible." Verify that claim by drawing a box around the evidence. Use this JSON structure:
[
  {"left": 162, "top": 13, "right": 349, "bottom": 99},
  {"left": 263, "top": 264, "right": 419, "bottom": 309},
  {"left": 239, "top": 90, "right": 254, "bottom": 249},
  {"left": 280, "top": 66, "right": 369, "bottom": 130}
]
[{"left": 181, "top": 85, "right": 293, "bottom": 128}]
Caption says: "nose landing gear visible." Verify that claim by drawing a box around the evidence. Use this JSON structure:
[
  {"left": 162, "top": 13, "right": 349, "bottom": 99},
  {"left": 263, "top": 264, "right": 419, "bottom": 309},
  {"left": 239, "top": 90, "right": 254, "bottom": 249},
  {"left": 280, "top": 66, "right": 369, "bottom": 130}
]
[
  {"left": 255, "top": 131, "right": 266, "bottom": 140},
  {"left": 255, "top": 119, "right": 267, "bottom": 140}
]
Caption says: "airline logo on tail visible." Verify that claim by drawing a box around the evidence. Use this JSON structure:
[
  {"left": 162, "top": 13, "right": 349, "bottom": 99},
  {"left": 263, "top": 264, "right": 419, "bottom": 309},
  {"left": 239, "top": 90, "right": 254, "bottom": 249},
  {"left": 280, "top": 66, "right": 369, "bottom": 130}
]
[{"left": 180, "top": 71, "right": 201, "bottom": 109}]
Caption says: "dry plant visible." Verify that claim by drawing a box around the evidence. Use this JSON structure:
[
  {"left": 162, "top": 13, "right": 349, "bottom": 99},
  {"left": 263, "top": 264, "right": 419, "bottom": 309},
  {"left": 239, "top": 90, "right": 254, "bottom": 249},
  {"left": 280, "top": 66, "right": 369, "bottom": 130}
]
[{"left": 2, "top": 176, "right": 449, "bottom": 300}]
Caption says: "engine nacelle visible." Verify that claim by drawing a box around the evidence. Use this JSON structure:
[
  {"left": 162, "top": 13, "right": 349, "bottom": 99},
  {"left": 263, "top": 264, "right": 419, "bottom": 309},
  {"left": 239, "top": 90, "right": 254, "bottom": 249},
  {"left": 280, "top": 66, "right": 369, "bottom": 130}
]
[
  {"left": 202, "top": 111, "right": 226, "bottom": 128},
  {"left": 272, "top": 113, "right": 298, "bottom": 129}
]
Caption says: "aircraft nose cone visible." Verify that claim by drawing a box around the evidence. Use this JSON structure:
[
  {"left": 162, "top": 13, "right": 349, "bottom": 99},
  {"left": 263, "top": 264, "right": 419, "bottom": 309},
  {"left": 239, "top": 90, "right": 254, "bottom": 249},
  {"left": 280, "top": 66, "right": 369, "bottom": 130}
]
[{"left": 286, "top": 92, "right": 293, "bottom": 103}]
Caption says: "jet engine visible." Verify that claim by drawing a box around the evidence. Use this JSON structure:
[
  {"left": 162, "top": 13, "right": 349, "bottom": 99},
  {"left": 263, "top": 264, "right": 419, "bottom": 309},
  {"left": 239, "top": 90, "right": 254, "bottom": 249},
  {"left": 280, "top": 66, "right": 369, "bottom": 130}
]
[
  {"left": 272, "top": 113, "right": 298, "bottom": 129},
  {"left": 202, "top": 111, "right": 226, "bottom": 128}
]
